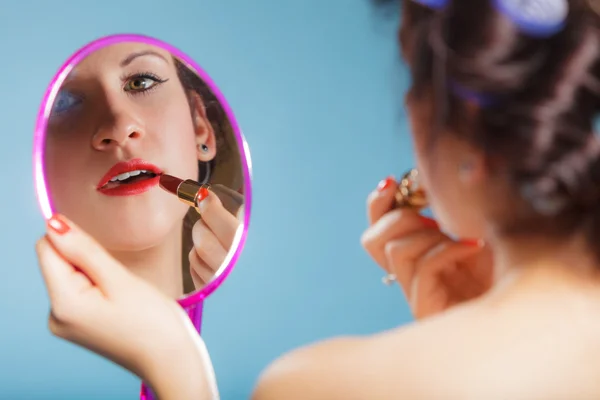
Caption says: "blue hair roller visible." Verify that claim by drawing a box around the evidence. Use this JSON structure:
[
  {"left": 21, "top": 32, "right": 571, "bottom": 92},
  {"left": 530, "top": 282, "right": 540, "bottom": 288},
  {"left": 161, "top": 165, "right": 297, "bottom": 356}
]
[
  {"left": 412, "top": 0, "right": 449, "bottom": 9},
  {"left": 493, "top": 0, "right": 569, "bottom": 38},
  {"left": 413, "top": 0, "right": 569, "bottom": 38},
  {"left": 449, "top": 81, "right": 497, "bottom": 107}
]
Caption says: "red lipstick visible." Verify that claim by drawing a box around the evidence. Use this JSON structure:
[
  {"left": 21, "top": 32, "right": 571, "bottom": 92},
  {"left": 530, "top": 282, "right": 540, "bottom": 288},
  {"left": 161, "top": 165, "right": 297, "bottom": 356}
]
[
  {"left": 97, "top": 158, "right": 163, "bottom": 197},
  {"left": 159, "top": 174, "right": 210, "bottom": 208}
]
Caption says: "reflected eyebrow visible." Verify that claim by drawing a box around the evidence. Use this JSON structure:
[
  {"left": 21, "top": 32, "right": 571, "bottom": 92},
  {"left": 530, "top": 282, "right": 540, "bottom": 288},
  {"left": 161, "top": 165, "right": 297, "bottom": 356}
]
[{"left": 120, "top": 50, "right": 168, "bottom": 67}]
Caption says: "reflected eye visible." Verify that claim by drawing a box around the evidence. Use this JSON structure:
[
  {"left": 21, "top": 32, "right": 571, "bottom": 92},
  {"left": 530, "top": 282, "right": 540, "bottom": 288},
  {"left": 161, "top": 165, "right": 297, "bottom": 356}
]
[
  {"left": 124, "top": 73, "right": 167, "bottom": 93},
  {"left": 51, "top": 90, "right": 81, "bottom": 116}
]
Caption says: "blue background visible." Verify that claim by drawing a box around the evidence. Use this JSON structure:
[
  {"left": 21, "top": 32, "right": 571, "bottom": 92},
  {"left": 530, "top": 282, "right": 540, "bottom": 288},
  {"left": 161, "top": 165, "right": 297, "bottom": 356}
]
[{"left": 0, "top": 1, "right": 416, "bottom": 399}]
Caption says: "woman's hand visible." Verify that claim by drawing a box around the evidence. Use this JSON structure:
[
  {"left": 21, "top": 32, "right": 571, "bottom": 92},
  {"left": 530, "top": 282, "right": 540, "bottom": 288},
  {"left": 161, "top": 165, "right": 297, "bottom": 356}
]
[
  {"left": 189, "top": 189, "right": 242, "bottom": 288},
  {"left": 36, "top": 214, "right": 218, "bottom": 400},
  {"left": 361, "top": 177, "right": 494, "bottom": 319}
]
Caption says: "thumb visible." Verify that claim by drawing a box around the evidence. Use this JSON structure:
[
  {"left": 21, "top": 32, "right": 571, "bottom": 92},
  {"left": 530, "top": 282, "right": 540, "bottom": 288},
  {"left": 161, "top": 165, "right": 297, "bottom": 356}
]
[
  {"left": 45, "top": 214, "right": 127, "bottom": 294},
  {"left": 196, "top": 189, "right": 240, "bottom": 249}
]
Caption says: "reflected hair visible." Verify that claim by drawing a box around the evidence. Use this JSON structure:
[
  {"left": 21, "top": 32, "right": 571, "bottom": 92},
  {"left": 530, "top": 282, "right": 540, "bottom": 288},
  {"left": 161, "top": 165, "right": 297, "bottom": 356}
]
[
  {"left": 375, "top": 0, "right": 600, "bottom": 260},
  {"left": 173, "top": 57, "right": 236, "bottom": 293}
]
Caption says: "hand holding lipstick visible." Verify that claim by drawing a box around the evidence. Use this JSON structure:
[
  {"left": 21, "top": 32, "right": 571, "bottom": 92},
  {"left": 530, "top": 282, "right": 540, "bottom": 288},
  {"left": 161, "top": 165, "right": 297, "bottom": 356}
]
[
  {"left": 361, "top": 177, "right": 494, "bottom": 319},
  {"left": 188, "top": 187, "right": 241, "bottom": 289},
  {"left": 35, "top": 214, "right": 218, "bottom": 400},
  {"left": 159, "top": 174, "right": 243, "bottom": 290}
]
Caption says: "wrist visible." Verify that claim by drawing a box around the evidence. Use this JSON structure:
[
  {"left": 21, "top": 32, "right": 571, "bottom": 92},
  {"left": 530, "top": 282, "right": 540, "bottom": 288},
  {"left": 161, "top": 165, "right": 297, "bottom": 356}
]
[{"left": 139, "top": 312, "right": 218, "bottom": 400}]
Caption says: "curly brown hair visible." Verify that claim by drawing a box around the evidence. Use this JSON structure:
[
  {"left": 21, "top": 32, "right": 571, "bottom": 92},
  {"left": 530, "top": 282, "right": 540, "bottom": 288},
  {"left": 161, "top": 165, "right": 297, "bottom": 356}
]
[
  {"left": 376, "top": 0, "right": 600, "bottom": 259},
  {"left": 174, "top": 57, "right": 242, "bottom": 294}
]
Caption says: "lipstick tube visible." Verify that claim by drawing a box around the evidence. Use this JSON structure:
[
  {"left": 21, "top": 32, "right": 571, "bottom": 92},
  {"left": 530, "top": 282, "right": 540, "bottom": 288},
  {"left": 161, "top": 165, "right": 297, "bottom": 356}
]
[
  {"left": 394, "top": 169, "right": 428, "bottom": 210},
  {"left": 161, "top": 174, "right": 244, "bottom": 216}
]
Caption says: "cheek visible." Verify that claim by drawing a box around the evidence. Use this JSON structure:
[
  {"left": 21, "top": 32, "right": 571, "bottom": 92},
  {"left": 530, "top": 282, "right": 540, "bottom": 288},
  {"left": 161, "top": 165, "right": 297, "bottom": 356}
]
[
  {"left": 43, "top": 142, "right": 91, "bottom": 217},
  {"left": 414, "top": 141, "right": 460, "bottom": 229},
  {"left": 44, "top": 138, "right": 86, "bottom": 188},
  {"left": 148, "top": 99, "right": 199, "bottom": 175}
]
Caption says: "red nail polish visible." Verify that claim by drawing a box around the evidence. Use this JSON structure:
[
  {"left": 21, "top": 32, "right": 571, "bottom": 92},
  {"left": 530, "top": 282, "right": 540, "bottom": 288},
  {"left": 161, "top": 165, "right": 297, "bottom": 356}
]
[
  {"left": 47, "top": 215, "right": 70, "bottom": 235},
  {"left": 196, "top": 187, "right": 209, "bottom": 203},
  {"left": 419, "top": 216, "right": 439, "bottom": 229},
  {"left": 460, "top": 239, "right": 484, "bottom": 247},
  {"left": 376, "top": 176, "right": 395, "bottom": 192}
]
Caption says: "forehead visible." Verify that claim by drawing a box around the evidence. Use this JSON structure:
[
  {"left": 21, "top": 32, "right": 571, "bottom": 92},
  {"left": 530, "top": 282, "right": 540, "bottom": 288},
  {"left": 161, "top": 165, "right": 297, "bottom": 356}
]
[{"left": 69, "top": 42, "right": 174, "bottom": 78}]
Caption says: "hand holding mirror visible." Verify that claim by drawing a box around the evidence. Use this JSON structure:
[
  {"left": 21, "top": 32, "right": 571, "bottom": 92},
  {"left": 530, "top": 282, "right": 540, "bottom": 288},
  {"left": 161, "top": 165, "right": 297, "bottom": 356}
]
[{"left": 33, "top": 34, "right": 253, "bottom": 400}]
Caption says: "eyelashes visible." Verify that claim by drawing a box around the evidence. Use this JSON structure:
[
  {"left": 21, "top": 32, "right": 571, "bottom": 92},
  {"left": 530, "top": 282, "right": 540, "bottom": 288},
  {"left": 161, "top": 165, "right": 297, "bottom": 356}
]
[
  {"left": 49, "top": 72, "right": 169, "bottom": 118},
  {"left": 122, "top": 72, "right": 169, "bottom": 95}
]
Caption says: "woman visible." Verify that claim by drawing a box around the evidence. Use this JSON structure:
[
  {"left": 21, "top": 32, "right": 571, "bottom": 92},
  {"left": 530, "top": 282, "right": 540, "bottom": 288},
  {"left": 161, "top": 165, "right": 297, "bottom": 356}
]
[
  {"left": 37, "top": 0, "right": 600, "bottom": 398},
  {"left": 44, "top": 41, "right": 244, "bottom": 297},
  {"left": 252, "top": 0, "right": 600, "bottom": 398}
]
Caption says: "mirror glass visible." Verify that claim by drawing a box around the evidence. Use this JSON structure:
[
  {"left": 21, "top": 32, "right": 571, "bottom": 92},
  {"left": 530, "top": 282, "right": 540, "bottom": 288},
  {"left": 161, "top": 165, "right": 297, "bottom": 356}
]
[{"left": 34, "top": 35, "right": 252, "bottom": 302}]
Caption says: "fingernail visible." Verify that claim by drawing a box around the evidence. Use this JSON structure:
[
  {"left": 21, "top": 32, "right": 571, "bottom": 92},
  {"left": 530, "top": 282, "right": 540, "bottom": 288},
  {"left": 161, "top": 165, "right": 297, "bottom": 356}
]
[
  {"left": 47, "top": 214, "right": 70, "bottom": 235},
  {"left": 460, "top": 239, "right": 485, "bottom": 247},
  {"left": 376, "top": 176, "right": 395, "bottom": 192},
  {"left": 419, "top": 216, "right": 439, "bottom": 229},
  {"left": 196, "top": 187, "right": 209, "bottom": 203}
]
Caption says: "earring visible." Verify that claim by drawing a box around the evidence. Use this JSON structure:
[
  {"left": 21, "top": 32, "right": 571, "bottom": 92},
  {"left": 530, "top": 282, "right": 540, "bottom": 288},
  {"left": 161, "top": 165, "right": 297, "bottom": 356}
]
[
  {"left": 458, "top": 159, "right": 477, "bottom": 183},
  {"left": 459, "top": 160, "right": 474, "bottom": 172},
  {"left": 200, "top": 144, "right": 209, "bottom": 153}
]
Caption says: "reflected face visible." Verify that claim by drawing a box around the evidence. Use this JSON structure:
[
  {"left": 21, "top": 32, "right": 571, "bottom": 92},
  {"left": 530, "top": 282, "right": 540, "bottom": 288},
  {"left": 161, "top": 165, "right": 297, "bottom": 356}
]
[{"left": 45, "top": 43, "right": 215, "bottom": 251}]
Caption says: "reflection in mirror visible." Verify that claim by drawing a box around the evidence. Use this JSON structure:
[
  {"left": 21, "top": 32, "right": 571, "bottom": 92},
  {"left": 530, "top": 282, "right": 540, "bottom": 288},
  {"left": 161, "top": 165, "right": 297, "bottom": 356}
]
[{"left": 40, "top": 39, "right": 250, "bottom": 300}]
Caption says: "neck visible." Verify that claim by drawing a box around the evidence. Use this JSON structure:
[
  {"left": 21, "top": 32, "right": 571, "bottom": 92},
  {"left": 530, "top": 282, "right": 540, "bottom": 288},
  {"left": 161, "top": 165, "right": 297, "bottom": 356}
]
[
  {"left": 110, "top": 224, "right": 184, "bottom": 299},
  {"left": 491, "top": 234, "right": 600, "bottom": 294}
]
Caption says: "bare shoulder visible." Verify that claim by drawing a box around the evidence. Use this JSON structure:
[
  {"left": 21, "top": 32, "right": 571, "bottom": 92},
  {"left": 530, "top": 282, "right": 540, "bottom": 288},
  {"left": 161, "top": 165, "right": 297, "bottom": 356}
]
[
  {"left": 251, "top": 292, "right": 600, "bottom": 400},
  {"left": 250, "top": 304, "right": 491, "bottom": 400},
  {"left": 251, "top": 336, "right": 371, "bottom": 400},
  {"left": 250, "top": 325, "right": 446, "bottom": 400}
]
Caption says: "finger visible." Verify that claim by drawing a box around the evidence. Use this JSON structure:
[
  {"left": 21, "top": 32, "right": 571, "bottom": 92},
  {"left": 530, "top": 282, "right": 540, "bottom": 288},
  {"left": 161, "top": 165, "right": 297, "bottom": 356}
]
[
  {"left": 188, "top": 250, "right": 215, "bottom": 288},
  {"left": 413, "top": 240, "right": 485, "bottom": 303},
  {"left": 197, "top": 190, "right": 240, "bottom": 249},
  {"left": 35, "top": 237, "right": 91, "bottom": 323},
  {"left": 36, "top": 237, "right": 76, "bottom": 305},
  {"left": 383, "top": 229, "right": 446, "bottom": 298},
  {"left": 367, "top": 176, "right": 398, "bottom": 225},
  {"left": 191, "top": 219, "right": 229, "bottom": 271},
  {"left": 190, "top": 268, "right": 204, "bottom": 290},
  {"left": 45, "top": 214, "right": 126, "bottom": 293},
  {"left": 235, "top": 207, "right": 245, "bottom": 223},
  {"left": 361, "top": 209, "right": 437, "bottom": 270},
  {"left": 439, "top": 245, "right": 493, "bottom": 298}
]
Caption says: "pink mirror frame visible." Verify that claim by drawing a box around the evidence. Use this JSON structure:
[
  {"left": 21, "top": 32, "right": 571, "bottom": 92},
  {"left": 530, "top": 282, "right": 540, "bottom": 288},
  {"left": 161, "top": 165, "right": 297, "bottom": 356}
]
[{"left": 32, "top": 33, "right": 253, "bottom": 400}]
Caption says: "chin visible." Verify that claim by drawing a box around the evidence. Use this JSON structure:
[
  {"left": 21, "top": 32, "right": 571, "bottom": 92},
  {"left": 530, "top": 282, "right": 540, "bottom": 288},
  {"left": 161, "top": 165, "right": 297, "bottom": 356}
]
[
  {"left": 430, "top": 205, "right": 465, "bottom": 239},
  {"left": 96, "top": 220, "right": 181, "bottom": 252},
  {"left": 102, "top": 234, "right": 172, "bottom": 253},
  {"left": 440, "top": 216, "right": 484, "bottom": 241},
  {"left": 75, "top": 206, "right": 187, "bottom": 253}
]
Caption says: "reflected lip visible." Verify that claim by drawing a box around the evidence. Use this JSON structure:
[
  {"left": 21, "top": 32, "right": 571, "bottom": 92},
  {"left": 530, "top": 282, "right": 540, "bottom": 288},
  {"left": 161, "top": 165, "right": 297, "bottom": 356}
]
[{"left": 97, "top": 158, "right": 163, "bottom": 189}]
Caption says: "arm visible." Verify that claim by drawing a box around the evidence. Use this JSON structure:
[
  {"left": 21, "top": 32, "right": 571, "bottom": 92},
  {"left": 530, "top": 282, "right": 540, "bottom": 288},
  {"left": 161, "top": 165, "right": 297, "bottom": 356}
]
[
  {"left": 36, "top": 214, "right": 220, "bottom": 400},
  {"left": 144, "top": 317, "right": 219, "bottom": 400}
]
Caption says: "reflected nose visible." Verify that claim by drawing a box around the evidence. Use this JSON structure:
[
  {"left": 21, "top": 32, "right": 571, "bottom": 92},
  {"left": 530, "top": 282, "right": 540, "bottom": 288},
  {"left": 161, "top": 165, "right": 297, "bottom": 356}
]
[{"left": 92, "top": 113, "right": 146, "bottom": 151}]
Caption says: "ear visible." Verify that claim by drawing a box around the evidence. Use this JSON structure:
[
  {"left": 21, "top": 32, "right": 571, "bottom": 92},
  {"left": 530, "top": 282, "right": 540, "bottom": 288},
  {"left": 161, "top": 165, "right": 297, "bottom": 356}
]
[
  {"left": 457, "top": 147, "right": 486, "bottom": 187},
  {"left": 189, "top": 91, "right": 217, "bottom": 162},
  {"left": 457, "top": 102, "right": 488, "bottom": 186}
]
